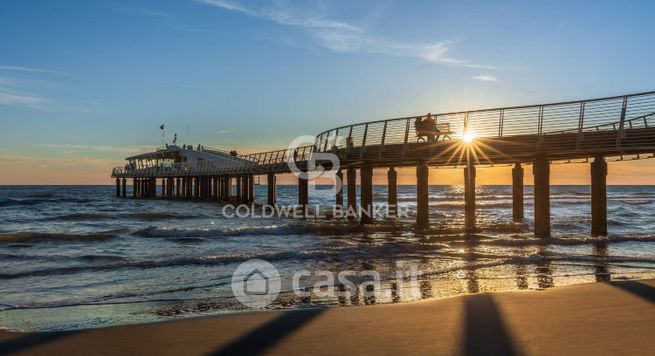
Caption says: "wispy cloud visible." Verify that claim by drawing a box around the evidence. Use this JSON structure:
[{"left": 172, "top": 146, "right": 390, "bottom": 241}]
[
  {"left": 197, "top": 0, "right": 492, "bottom": 68},
  {"left": 0, "top": 64, "right": 65, "bottom": 75},
  {"left": 35, "top": 144, "right": 154, "bottom": 155},
  {"left": 470, "top": 75, "right": 498, "bottom": 82},
  {"left": 0, "top": 65, "right": 63, "bottom": 109},
  {"left": 216, "top": 129, "right": 236, "bottom": 135}
]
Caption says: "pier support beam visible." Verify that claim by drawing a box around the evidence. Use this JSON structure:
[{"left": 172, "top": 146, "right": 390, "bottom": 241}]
[
  {"left": 115, "top": 178, "right": 120, "bottom": 197},
  {"left": 236, "top": 176, "right": 243, "bottom": 202},
  {"left": 186, "top": 177, "right": 192, "bottom": 198},
  {"left": 347, "top": 168, "right": 357, "bottom": 219},
  {"left": 335, "top": 169, "right": 343, "bottom": 207},
  {"left": 298, "top": 173, "right": 309, "bottom": 216},
  {"left": 213, "top": 177, "right": 219, "bottom": 200},
  {"left": 267, "top": 173, "right": 276, "bottom": 205},
  {"left": 464, "top": 164, "right": 476, "bottom": 232},
  {"left": 360, "top": 163, "right": 373, "bottom": 224},
  {"left": 225, "top": 177, "right": 232, "bottom": 201},
  {"left": 512, "top": 163, "right": 524, "bottom": 222},
  {"left": 248, "top": 174, "right": 255, "bottom": 202},
  {"left": 416, "top": 163, "right": 429, "bottom": 229},
  {"left": 194, "top": 177, "right": 200, "bottom": 199},
  {"left": 161, "top": 178, "right": 166, "bottom": 197},
  {"left": 150, "top": 178, "right": 156, "bottom": 198},
  {"left": 133, "top": 178, "right": 137, "bottom": 197},
  {"left": 176, "top": 178, "right": 181, "bottom": 197},
  {"left": 591, "top": 155, "right": 608, "bottom": 236},
  {"left": 121, "top": 178, "right": 126, "bottom": 197},
  {"left": 533, "top": 155, "right": 551, "bottom": 237},
  {"left": 388, "top": 167, "right": 397, "bottom": 217}
]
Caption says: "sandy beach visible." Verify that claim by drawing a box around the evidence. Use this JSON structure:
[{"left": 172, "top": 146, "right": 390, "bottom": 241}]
[{"left": 1, "top": 279, "right": 653, "bottom": 355}]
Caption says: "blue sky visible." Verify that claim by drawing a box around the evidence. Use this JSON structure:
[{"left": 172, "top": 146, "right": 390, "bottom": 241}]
[{"left": 1, "top": 0, "right": 655, "bottom": 183}]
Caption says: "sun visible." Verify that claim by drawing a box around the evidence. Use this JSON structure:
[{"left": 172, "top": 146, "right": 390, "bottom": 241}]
[{"left": 462, "top": 131, "right": 477, "bottom": 143}]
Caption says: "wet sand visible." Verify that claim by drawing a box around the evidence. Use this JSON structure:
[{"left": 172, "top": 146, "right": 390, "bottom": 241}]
[{"left": 1, "top": 279, "right": 654, "bottom": 355}]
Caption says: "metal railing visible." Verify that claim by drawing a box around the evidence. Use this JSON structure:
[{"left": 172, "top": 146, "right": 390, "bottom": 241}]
[
  {"left": 113, "top": 91, "right": 655, "bottom": 177},
  {"left": 314, "top": 91, "right": 655, "bottom": 154}
]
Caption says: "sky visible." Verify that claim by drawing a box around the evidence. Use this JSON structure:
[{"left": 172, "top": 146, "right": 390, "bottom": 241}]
[{"left": 1, "top": 0, "right": 655, "bottom": 185}]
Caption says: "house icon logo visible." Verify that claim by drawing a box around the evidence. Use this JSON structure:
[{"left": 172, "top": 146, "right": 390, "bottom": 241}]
[{"left": 232, "top": 259, "right": 281, "bottom": 308}]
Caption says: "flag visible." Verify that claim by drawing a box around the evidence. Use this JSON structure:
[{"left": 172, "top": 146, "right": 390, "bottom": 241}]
[{"left": 160, "top": 124, "right": 164, "bottom": 130}]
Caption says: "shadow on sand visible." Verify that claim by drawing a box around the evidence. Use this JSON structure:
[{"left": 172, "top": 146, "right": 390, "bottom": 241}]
[
  {"left": 0, "top": 331, "right": 79, "bottom": 354},
  {"left": 209, "top": 308, "right": 324, "bottom": 355},
  {"left": 463, "top": 294, "right": 519, "bottom": 356},
  {"left": 607, "top": 280, "right": 655, "bottom": 303}
]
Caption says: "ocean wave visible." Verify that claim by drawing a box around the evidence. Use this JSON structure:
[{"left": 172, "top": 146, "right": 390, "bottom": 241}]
[
  {"left": 133, "top": 222, "right": 404, "bottom": 239},
  {"left": 46, "top": 211, "right": 199, "bottom": 222},
  {"left": 0, "top": 230, "right": 123, "bottom": 244},
  {"left": 0, "top": 197, "right": 93, "bottom": 208}
]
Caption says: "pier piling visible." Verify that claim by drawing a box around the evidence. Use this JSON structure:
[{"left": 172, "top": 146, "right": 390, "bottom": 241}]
[
  {"left": 416, "top": 163, "right": 429, "bottom": 229},
  {"left": 267, "top": 173, "right": 276, "bottom": 205},
  {"left": 464, "top": 164, "right": 476, "bottom": 232},
  {"left": 347, "top": 168, "right": 357, "bottom": 219},
  {"left": 248, "top": 174, "right": 255, "bottom": 202},
  {"left": 360, "top": 163, "right": 373, "bottom": 224},
  {"left": 533, "top": 155, "right": 551, "bottom": 237},
  {"left": 591, "top": 155, "right": 608, "bottom": 236},
  {"left": 388, "top": 167, "right": 397, "bottom": 217},
  {"left": 298, "top": 173, "right": 309, "bottom": 216},
  {"left": 115, "top": 178, "right": 120, "bottom": 197},
  {"left": 335, "top": 169, "right": 343, "bottom": 207},
  {"left": 512, "top": 163, "right": 524, "bottom": 222},
  {"left": 121, "top": 178, "right": 126, "bottom": 197}
]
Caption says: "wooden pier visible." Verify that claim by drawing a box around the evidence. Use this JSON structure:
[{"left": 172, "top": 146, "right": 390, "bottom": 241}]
[{"left": 112, "top": 91, "right": 655, "bottom": 237}]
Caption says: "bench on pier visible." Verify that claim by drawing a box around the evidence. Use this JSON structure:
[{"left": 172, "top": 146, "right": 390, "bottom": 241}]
[{"left": 415, "top": 121, "right": 453, "bottom": 143}]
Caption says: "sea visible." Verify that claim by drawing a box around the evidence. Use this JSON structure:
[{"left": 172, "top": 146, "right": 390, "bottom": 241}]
[{"left": 1, "top": 185, "right": 654, "bottom": 331}]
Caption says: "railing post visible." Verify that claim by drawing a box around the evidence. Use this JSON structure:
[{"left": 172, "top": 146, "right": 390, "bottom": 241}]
[
  {"left": 379, "top": 121, "right": 388, "bottom": 158},
  {"left": 402, "top": 119, "right": 410, "bottom": 157},
  {"left": 616, "top": 96, "right": 628, "bottom": 149},
  {"left": 360, "top": 123, "right": 368, "bottom": 159},
  {"left": 498, "top": 109, "right": 504, "bottom": 138},
  {"left": 576, "top": 102, "right": 586, "bottom": 151}
]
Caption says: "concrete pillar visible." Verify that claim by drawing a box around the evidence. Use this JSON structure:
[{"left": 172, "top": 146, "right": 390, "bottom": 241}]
[
  {"left": 298, "top": 173, "right": 309, "bottom": 216},
  {"left": 591, "top": 155, "right": 608, "bottom": 236},
  {"left": 335, "top": 169, "right": 343, "bottom": 207},
  {"left": 360, "top": 163, "right": 373, "bottom": 224},
  {"left": 161, "top": 178, "right": 166, "bottom": 196},
  {"left": 248, "top": 174, "right": 255, "bottom": 202},
  {"left": 181, "top": 178, "right": 187, "bottom": 197},
  {"left": 115, "top": 178, "right": 121, "bottom": 196},
  {"left": 176, "top": 178, "right": 181, "bottom": 197},
  {"left": 464, "top": 164, "right": 476, "bottom": 232},
  {"left": 512, "top": 163, "right": 524, "bottom": 222},
  {"left": 236, "top": 176, "right": 242, "bottom": 202},
  {"left": 347, "top": 168, "right": 357, "bottom": 218},
  {"left": 194, "top": 177, "right": 200, "bottom": 199},
  {"left": 388, "top": 167, "right": 397, "bottom": 217},
  {"left": 122, "top": 178, "right": 127, "bottom": 197},
  {"left": 225, "top": 177, "right": 232, "bottom": 201},
  {"left": 133, "top": 178, "right": 138, "bottom": 197},
  {"left": 416, "top": 164, "right": 429, "bottom": 229},
  {"left": 213, "top": 177, "right": 219, "bottom": 199},
  {"left": 150, "top": 177, "right": 157, "bottom": 197},
  {"left": 267, "top": 173, "right": 276, "bottom": 205},
  {"left": 533, "top": 155, "right": 551, "bottom": 237}
]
